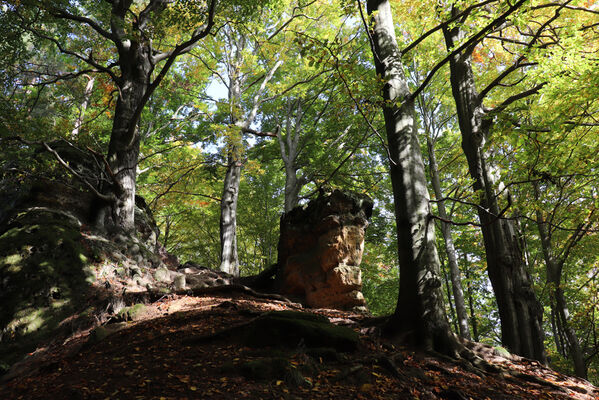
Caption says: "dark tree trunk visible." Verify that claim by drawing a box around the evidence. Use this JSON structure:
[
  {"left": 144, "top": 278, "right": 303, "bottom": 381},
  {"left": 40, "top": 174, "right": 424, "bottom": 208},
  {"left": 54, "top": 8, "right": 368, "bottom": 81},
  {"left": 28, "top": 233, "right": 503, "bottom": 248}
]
[
  {"left": 105, "top": 40, "right": 153, "bottom": 231},
  {"left": 367, "top": 0, "right": 458, "bottom": 355},
  {"left": 443, "top": 20, "right": 546, "bottom": 362},
  {"left": 427, "top": 137, "right": 471, "bottom": 340}
]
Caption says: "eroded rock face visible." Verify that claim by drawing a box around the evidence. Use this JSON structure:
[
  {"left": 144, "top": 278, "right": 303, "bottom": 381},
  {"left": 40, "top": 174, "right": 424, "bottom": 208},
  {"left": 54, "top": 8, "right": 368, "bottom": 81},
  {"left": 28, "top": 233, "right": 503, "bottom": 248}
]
[{"left": 276, "top": 190, "right": 373, "bottom": 310}]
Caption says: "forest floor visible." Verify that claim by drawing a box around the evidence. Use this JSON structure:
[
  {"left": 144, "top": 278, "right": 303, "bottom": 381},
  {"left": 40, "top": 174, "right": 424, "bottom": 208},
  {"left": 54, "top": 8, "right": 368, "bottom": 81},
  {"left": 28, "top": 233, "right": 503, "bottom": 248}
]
[{"left": 0, "top": 292, "right": 597, "bottom": 400}]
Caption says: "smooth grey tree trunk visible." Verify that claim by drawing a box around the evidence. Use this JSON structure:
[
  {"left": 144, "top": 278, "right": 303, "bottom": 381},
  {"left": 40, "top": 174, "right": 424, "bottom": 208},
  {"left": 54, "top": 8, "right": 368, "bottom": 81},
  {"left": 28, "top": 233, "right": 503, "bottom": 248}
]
[
  {"left": 220, "top": 154, "right": 242, "bottom": 277},
  {"left": 218, "top": 29, "right": 282, "bottom": 276},
  {"left": 367, "top": 0, "right": 458, "bottom": 355},
  {"left": 443, "top": 19, "right": 546, "bottom": 363},
  {"left": 278, "top": 98, "right": 306, "bottom": 213},
  {"left": 49, "top": 0, "right": 216, "bottom": 231},
  {"left": 427, "top": 137, "right": 471, "bottom": 340},
  {"left": 219, "top": 48, "right": 244, "bottom": 276}
]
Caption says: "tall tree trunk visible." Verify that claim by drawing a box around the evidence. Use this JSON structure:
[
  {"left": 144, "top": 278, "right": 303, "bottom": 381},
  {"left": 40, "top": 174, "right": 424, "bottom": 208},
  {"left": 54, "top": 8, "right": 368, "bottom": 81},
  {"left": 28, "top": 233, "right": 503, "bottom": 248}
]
[
  {"left": 284, "top": 165, "right": 302, "bottom": 213},
  {"left": 443, "top": 21, "right": 546, "bottom": 362},
  {"left": 105, "top": 40, "right": 152, "bottom": 231},
  {"left": 219, "top": 154, "right": 241, "bottom": 276},
  {"left": 217, "top": 30, "right": 282, "bottom": 276},
  {"left": 367, "top": 0, "right": 458, "bottom": 355},
  {"left": 535, "top": 184, "right": 587, "bottom": 378},
  {"left": 427, "top": 136, "right": 471, "bottom": 340}
]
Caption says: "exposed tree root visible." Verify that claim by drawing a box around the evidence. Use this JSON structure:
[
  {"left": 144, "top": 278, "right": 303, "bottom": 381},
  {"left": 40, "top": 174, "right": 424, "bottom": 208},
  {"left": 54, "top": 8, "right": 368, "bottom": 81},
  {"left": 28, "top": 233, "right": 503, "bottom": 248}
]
[{"left": 171, "top": 284, "right": 302, "bottom": 308}]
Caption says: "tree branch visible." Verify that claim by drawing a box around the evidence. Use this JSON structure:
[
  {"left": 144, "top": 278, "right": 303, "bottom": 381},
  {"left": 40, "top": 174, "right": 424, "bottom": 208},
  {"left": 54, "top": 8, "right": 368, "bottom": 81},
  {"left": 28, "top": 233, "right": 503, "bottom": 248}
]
[
  {"left": 410, "top": 0, "right": 527, "bottom": 102},
  {"left": 51, "top": 6, "right": 115, "bottom": 43}
]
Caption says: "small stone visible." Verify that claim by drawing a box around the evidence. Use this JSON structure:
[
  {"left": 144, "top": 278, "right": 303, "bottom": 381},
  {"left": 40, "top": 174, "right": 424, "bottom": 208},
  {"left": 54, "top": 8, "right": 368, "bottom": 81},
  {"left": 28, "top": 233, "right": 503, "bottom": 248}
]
[
  {"left": 129, "top": 244, "right": 140, "bottom": 255},
  {"left": 173, "top": 274, "right": 186, "bottom": 290},
  {"left": 154, "top": 266, "right": 171, "bottom": 283},
  {"left": 115, "top": 234, "right": 127, "bottom": 244}
]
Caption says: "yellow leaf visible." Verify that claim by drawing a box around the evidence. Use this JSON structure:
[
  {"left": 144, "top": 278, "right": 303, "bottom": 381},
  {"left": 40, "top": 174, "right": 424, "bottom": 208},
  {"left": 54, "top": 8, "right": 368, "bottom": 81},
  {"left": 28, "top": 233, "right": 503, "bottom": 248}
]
[
  {"left": 276, "top": 380, "right": 283, "bottom": 386},
  {"left": 360, "top": 383, "right": 373, "bottom": 392},
  {"left": 190, "top": 386, "right": 197, "bottom": 391}
]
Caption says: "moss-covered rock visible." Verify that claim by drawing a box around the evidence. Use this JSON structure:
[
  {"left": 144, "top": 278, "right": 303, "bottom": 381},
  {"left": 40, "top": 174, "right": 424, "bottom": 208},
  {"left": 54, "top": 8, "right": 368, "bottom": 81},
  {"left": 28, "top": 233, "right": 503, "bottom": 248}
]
[
  {"left": 243, "top": 311, "right": 359, "bottom": 352},
  {"left": 116, "top": 303, "right": 147, "bottom": 322},
  {"left": 0, "top": 209, "right": 91, "bottom": 370}
]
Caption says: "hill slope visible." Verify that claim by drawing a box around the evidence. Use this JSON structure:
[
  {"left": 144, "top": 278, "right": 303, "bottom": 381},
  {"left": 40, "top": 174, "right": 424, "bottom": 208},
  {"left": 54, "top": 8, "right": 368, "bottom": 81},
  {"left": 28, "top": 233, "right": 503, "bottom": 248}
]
[{"left": 1, "top": 291, "right": 597, "bottom": 400}]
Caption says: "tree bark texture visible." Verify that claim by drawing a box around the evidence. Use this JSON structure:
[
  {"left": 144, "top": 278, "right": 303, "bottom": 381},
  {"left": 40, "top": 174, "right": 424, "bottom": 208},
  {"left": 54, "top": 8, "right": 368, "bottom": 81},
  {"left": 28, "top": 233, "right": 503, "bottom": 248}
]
[
  {"left": 443, "top": 21, "right": 546, "bottom": 363},
  {"left": 218, "top": 29, "right": 282, "bottom": 276},
  {"left": 220, "top": 154, "right": 242, "bottom": 277},
  {"left": 463, "top": 254, "right": 479, "bottom": 342},
  {"left": 219, "top": 47, "right": 244, "bottom": 276},
  {"left": 367, "top": 0, "right": 457, "bottom": 355},
  {"left": 106, "top": 39, "right": 152, "bottom": 231},
  {"left": 427, "top": 137, "right": 471, "bottom": 340}
]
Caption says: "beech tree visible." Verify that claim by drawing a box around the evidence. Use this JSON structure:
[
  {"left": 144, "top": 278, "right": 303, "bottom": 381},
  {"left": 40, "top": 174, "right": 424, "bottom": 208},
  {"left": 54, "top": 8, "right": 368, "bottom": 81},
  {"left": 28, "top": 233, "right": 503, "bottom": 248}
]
[
  {"left": 366, "top": 0, "right": 458, "bottom": 354},
  {"left": 6, "top": 0, "right": 219, "bottom": 231},
  {"left": 442, "top": 2, "right": 549, "bottom": 360},
  {"left": 439, "top": 0, "right": 599, "bottom": 362},
  {"left": 417, "top": 92, "right": 471, "bottom": 340}
]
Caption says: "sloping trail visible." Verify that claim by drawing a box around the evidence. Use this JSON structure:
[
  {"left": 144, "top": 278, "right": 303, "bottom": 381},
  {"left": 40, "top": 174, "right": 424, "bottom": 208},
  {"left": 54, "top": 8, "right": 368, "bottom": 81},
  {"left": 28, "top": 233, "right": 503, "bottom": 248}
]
[{"left": 1, "top": 293, "right": 597, "bottom": 400}]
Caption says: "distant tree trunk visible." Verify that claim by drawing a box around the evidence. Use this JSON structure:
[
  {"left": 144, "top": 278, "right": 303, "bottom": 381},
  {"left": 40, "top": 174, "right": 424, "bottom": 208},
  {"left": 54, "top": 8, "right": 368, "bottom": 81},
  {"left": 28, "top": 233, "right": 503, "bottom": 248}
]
[
  {"left": 220, "top": 153, "right": 241, "bottom": 276},
  {"left": 217, "top": 30, "right": 282, "bottom": 276},
  {"left": 71, "top": 75, "right": 95, "bottom": 137},
  {"left": 278, "top": 98, "right": 306, "bottom": 213},
  {"left": 443, "top": 19, "right": 545, "bottom": 362},
  {"left": 219, "top": 53, "right": 244, "bottom": 276},
  {"left": 463, "top": 254, "right": 479, "bottom": 342},
  {"left": 442, "top": 261, "right": 459, "bottom": 334},
  {"left": 534, "top": 183, "right": 587, "bottom": 378},
  {"left": 427, "top": 136, "right": 471, "bottom": 340},
  {"left": 367, "top": 0, "right": 458, "bottom": 355}
]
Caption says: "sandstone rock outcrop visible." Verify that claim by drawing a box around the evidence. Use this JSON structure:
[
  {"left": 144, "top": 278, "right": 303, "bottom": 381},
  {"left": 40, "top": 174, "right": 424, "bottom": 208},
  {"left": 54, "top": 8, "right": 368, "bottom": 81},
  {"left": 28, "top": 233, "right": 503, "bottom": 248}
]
[{"left": 276, "top": 189, "right": 373, "bottom": 310}]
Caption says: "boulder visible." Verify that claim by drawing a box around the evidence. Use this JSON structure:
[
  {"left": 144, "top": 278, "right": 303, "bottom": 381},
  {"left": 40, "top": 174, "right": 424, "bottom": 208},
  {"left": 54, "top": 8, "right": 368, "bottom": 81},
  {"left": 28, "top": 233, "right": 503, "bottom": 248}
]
[{"left": 276, "top": 189, "right": 373, "bottom": 310}]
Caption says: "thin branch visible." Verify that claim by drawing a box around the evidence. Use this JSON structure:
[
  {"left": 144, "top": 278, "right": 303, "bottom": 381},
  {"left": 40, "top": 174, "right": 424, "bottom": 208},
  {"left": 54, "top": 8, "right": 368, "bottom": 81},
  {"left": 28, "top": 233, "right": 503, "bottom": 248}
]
[
  {"left": 401, "top": 0, "right": 499, "bottom": 56},
  {"left": 51, "top": 6, "right": 115, "bottom": 43},
  {"left": 242, "top": 126, "right": 279, "bottom": 137},
  {"left": 4, "top": 136, "right": 116, "bottom": 203},
  {"left": 128, "top": 0, "right": 218, "bottom": 139},
  {"left": 410, "top": 0, "right": 527, "bottom": 102}
]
